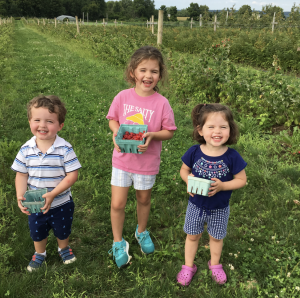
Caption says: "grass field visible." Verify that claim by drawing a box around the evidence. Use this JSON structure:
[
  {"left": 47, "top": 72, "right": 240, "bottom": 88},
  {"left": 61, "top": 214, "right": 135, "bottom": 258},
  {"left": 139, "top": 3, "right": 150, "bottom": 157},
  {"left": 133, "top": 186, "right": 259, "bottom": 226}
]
[{"left": 1, "top": 21, "right": 300, "bottom": 297}]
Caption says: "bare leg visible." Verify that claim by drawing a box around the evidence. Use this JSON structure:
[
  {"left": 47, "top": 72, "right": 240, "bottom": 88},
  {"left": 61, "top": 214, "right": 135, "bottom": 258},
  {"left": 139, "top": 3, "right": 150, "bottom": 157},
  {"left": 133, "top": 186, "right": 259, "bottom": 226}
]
[
  {"left": 111, "top": 185, "right": 130, "bottom": 242},
  {"left": 57, "top": 237, "right": 70, "bottom": 249},
  {"left": 136, "top": 189, "right": 152, "bottom": 233},
  {"left": 34, "top": 238, "right": 48, "bottom": 253},
  {"left": 209, "top": 235, "right": 223, "bottom": 265},
  {"left": 185, "top": 233, "right": 202, "bottom": 268}
]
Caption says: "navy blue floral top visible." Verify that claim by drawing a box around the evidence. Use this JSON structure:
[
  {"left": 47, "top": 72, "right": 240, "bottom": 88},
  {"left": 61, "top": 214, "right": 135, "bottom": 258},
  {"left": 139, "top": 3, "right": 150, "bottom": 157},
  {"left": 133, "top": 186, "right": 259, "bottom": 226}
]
[{"left": 182, "top": 145, "right": 247, "bottom": 210}]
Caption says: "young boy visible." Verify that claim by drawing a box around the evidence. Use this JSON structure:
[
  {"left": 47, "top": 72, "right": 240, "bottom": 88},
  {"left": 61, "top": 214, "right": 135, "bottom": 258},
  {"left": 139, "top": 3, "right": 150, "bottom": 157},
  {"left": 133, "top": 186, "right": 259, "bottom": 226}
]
[{"left": 11, "top": 95, "right": 81, "bottom": 272}]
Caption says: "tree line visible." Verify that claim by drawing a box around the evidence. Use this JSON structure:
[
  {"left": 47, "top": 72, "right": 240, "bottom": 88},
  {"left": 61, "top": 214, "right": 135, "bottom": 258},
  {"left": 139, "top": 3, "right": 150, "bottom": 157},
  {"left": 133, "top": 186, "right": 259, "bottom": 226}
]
[{"left": 1, "top": 1, "right": 299, "bottom": 23}]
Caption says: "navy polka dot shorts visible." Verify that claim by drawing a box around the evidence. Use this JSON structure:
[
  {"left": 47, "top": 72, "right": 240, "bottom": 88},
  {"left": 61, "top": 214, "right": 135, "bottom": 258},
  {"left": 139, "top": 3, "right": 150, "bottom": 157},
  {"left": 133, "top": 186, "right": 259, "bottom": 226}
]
[
  {"left": 183, "top": 201, "right": 230, "bottom": 240},
  {"left": 28, "top": 199, "right": 75, "bottom": 242}
]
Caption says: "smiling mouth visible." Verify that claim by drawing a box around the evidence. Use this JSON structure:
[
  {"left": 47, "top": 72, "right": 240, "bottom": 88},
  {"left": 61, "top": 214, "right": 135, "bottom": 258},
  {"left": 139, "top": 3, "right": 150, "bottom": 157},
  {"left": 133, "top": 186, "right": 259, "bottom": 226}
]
[
  {"left": 143, "top": 80, "right": 152, "bottom": 86},
  {"left": 38, "top": 130, "right": 48, "bottom": 133}
]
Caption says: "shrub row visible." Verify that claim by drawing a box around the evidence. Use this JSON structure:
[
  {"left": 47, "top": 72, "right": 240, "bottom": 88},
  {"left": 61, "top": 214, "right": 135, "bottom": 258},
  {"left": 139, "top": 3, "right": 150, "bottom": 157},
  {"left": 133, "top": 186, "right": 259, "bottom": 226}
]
[{"left": 25, "top": 21, "right": 300, "bottom": 130}]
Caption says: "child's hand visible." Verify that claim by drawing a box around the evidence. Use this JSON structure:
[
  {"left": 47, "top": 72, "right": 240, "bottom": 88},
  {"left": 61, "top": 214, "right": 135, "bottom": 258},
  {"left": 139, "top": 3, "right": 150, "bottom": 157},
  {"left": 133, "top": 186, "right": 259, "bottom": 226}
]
[
  {"left": 137, "top": 132, "right": 154, "bottom": 153},
  {"left": 41, "top": 192, "right": 56, "bottom": 214},
  {"left": 17, "top": 196, "right": 30, "bottom": 215},
  {"left": 208, "top": 178, "right": 223, "bottom": 197},
  {"left": 187, "top": 173, "right": 195, "bottom": 197},
  {"left": 112, "top": 133, "right": 121, "bottom": 153}
]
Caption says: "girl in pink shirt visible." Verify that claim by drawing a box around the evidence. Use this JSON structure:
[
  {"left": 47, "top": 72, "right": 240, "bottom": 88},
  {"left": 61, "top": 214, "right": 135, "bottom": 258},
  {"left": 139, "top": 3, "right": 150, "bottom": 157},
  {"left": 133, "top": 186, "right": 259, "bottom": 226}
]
[{"left": 106, "top": 46, "right": 177, "bottom": 268}]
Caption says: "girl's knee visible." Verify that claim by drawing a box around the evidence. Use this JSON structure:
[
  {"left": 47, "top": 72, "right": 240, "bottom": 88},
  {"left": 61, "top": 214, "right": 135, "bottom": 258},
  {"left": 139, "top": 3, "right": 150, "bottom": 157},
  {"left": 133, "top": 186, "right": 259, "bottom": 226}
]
[
  {"left": 111, "top": 200, "right": 126, "bottom": 211},
  {"left": 187, "top": 233, "right": 202, "bottom": 241},
  {"left": 209, "top": 235, "right": 223, "bottom": 243},
  {"left": 136, "top": 191, "right": 151, "bottom": 205}
]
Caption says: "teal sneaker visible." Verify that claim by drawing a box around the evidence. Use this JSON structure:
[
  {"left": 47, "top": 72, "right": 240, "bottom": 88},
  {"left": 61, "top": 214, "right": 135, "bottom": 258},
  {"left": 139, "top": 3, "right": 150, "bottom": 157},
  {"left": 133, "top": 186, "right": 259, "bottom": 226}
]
[
  {"left": 108, "top": 238, "right": 132, "bottom": 268},
  {"left": 135, "top": 225, "right": 155, "bottom": 254}
]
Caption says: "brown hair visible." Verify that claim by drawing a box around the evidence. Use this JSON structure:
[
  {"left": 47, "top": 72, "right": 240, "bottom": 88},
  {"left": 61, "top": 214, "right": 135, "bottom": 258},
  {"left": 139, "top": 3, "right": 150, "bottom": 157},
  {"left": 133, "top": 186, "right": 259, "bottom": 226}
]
[
  {"left": 191, "top": 103, "right": 239, "bottom": 145},
  {"left": 27, "top": 95, "right": 67, "bottom": 124},
  {"left": 124, "top": 46, "right": 167, "bottom": 92}
]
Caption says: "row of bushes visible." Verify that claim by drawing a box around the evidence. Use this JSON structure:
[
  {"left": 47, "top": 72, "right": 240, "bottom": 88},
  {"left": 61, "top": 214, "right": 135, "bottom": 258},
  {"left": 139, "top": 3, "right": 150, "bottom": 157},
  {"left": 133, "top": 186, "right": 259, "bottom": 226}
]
[{"left": 25, "top": 20, "right": 300, "bottom": 130}]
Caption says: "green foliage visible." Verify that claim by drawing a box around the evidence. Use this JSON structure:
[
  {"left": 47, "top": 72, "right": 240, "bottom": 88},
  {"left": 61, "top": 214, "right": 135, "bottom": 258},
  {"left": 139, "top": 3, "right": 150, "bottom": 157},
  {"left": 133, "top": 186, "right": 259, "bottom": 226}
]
[
  {"left": 0, "top": 139, "right": 22, "bottom": 186},
  {"left": 0, "top": 23, "right": 14, "bottom": 80},
  {"left": 169, "top": 6, "right": 177, "bottom": 22}
]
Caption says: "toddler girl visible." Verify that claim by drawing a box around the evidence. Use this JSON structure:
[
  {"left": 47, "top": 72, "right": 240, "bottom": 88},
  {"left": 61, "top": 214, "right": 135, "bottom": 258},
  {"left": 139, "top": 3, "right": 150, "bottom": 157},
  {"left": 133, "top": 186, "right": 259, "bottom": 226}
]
[
  {"left": 106, "top": 46, "right": 177, "bottom": 268},
  {"left": 177, "top": 103, "right": 247, "bottom": 285}
]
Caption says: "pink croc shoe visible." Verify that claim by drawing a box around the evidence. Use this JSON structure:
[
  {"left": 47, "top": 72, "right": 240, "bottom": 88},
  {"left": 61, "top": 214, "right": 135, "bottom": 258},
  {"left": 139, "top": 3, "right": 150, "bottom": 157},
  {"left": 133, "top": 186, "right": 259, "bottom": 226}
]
[
  {"left": 208, "top": 260, "right": 227, "bottom": 284},
  {"left": 177, "top": 264, "right": 197, "bottom": 286}
]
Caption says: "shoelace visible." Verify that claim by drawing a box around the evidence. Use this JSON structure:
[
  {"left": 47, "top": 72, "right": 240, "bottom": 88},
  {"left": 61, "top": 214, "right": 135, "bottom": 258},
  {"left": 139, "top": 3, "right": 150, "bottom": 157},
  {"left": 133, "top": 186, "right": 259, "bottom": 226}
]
[
  {"left": 137, "top": 231, "right": 150, "bottom": 244},
  {"left": 108, "top": 244, "right": 124, "bottom": 259}
]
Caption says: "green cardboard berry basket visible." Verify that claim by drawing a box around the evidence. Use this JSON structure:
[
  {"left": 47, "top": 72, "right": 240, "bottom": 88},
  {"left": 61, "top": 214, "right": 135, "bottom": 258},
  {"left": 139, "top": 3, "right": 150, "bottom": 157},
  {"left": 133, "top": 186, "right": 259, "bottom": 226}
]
[
  {"left": 22, "top": 188, "right": 47, "bottom": 214},
  {"left": 115, "top": 124, "right": 148, "bottom": 154},
  {"left": 187, "top": 176, "right": 213, "bottom": 196}
]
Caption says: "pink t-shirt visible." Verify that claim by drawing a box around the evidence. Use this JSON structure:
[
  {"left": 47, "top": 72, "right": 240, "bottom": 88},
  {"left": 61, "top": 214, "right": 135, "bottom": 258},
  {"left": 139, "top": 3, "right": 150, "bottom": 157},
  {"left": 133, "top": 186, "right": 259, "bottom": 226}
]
[{"left": 106, "top": 88, "right": 177, "bottom": 175}]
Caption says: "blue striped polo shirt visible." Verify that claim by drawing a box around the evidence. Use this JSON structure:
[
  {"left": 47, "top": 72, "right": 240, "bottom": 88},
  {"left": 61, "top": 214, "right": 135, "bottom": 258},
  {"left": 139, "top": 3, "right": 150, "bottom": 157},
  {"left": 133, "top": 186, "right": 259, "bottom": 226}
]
[{"left": 11, "top": 135, "right": 81, "bottom": 208}]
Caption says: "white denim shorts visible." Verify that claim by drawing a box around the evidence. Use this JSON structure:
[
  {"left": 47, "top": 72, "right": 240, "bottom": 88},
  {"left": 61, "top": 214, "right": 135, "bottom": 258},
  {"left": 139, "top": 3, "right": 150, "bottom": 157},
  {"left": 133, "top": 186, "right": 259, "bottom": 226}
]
[{"left": 111, "top": 167, "right": 156, "bottom": 190}]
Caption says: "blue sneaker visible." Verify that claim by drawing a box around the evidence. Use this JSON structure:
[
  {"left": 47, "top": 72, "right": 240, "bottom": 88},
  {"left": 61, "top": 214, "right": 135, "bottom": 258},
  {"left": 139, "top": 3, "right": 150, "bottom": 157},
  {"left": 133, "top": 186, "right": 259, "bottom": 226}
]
[
  {"left": 135, "top": 225, "right": 155, "bottom": 254},
  {"left": 27, "top": 252, "right": 46, "bottom": 272},
  {"left": 59, "top": 246, "right": 77, "bottom": 264},
  {"left": 108, "top": 238, "right": 132, "bottom": 268}
]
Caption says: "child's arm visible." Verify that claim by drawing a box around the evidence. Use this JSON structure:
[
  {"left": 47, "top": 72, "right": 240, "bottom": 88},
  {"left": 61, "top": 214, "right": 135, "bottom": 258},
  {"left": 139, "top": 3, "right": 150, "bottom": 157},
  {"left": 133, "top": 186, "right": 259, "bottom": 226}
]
[
  {"left": 137, "top": 130, "right": 175, "bottom": 153},
  {"left": 109, "top": 119, "right": 121, "bottom": 153},
  {"left": 180, "top": 162, "right": 196, "bottom": 197},
  {"left": 208, "top": 169, "right": 247, "bottom": 197},
  {"left": 15, "top": 172, "right": 30, "bottom": 215},
  {"left": 41, "top": 170, "right": 79, "bottom": 214}
]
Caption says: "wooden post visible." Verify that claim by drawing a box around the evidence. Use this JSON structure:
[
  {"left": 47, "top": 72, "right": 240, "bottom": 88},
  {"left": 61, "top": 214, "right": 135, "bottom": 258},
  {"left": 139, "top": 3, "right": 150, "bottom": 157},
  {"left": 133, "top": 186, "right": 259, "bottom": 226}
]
[
  {"left": 271, "top": 12, "right": 277, "bottom": 33},
  {"left": 213, "top": 15, "right": 217, "bottom": 32},
  {"left": 96, "top": 20, "right": 97, "bottom": 25},
  {"left": 83, "top": 12, "right": 84, "bottom": 24},
  {"left": 157, "top": 10, "right": 163, "bottom": 45},
  {"left": 199, "top": 14, "right": 202, "bottom": 27},
  {"left": 114, "top": 19, "right": 117, "bottom": 27},
  {"left": 75, "top": 16, "right": 80, "bottom": 33},
  {"left": 190, "top": 17, "right": 193, "bottom": 29},
  {"left": 151, "top": 15, "right": 154, "bottom": 34},
  {"left": 103, "top": 18, "right": 105, "bottom": 26},
  {"left": 43, "top": 18, "right": 45, "bottom": 25},
  {"left": 226, "top": 11, "right": 228, "bottom": 25},
  {"left": 121, "top": 21, "right": 123, "bottom": 25},
  {"left": 55, "top": 18, "right": 57, "bottom": 27},
  {"left": 147, "top": 19, "right": 148, "bottom": 28},
  {"left": 87, "top": 13, "right": 88, "bottom": 24},
  {"left": 38, "top": 19, "right": 40, "bottom": 25}
]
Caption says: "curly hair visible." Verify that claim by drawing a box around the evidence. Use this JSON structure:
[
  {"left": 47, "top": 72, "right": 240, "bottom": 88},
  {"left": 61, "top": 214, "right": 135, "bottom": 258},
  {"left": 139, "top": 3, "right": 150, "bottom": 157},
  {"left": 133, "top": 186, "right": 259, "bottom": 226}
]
[
  {"left": 124, "top": 46, "right": 167, "bottom": 92},
  {"left": 191, "top": 103, "right": 239, "bottom": 145},
  {"left": 27, "top": 95, "right": 67, "bottom": 124}
]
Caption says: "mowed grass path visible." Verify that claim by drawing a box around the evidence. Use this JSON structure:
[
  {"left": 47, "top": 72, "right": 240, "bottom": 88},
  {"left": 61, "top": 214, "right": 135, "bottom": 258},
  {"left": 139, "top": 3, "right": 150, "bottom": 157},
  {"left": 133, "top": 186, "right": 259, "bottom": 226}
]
[
  {"left": 1, "top": 22, "right": 190, "bottom": 298},
  {"left": 1, "top": 22, "right": 300, "bottom": 298}
]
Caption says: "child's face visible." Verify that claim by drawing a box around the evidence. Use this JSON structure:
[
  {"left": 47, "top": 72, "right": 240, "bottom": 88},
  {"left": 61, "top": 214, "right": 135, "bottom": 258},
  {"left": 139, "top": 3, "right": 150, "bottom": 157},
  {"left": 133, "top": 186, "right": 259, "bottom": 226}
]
[
  {"left": 198, "top": 112, "right": 230, "bottom": 149},
  {"left": 29, "top": 106, "right": 64, "bottom": 144},
  {"left": 131, "top": 59, "right": 160, "bottom": 97}
]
